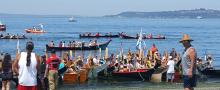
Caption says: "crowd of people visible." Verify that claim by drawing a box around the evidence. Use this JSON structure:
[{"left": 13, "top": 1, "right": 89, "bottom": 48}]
[
  {"left": 0, "top": 34, "right": 215, "bottom": 90},
  {"left": 1, "top": 41, "right": 181, "bottom": 90},
  {"left": 49, "top": 40, "right": 97, "bottom": 48}
]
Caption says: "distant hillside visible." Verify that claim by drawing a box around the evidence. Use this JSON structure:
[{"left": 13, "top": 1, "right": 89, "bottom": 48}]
[{"left": 105, "top": 8, "right": 220, "bottom": 19}]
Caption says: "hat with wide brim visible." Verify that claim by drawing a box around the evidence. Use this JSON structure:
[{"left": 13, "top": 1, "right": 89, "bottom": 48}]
[{"left": 179, "top": 34, "right": 193, "bottom": 43}]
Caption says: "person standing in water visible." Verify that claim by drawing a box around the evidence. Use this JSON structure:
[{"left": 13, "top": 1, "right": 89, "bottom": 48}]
[
  {"left": 44, "top": 49, "right": 60, "bottom": 90},
  {"left": 13, "top": 41, "right": 40, "bottom": 90},
  {"left": 180, "top": 34, "right": 197, "bottom": 90}
]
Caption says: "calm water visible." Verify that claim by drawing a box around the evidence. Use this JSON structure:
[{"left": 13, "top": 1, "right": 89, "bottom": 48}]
[{"left": 1, "top": 16, "right": 220, "bottom": 68}]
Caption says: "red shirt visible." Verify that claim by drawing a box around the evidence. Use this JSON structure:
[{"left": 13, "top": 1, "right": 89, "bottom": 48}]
[
  {"left": 151, "top": 45, "right": 158, "bottom": 54},
  {"left": 47, "top": 55, "right": 60, "bottom": 70}
]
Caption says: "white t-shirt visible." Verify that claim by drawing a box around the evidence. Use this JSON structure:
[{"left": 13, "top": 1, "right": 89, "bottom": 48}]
[
  {"left": 93, "top": 58, "right": 98, "bottom": 65},
  {"left": 167, "top": 60, "right": 175, "bottom": 73},
  {"left": 136, "top": 62, "right": 144, "bottom": 69}
]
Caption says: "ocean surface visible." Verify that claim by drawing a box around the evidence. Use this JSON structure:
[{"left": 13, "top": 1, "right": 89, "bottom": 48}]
[{"left": 1, "top": 16, "right": 220, "bottom": 68}]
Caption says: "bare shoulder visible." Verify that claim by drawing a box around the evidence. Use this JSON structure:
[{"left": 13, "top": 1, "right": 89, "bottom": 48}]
[
  {"left": 13, "top": 53, "right": 21, "bottom": 66},
  {"left": 15, "top": 53, "right": 21, "bottom": 61},
  {"left": 189, "top": 48, "right": 195, "bottom": 53},
  {"left": 35, "top": 54, "right": 41, "bottom": 61}
]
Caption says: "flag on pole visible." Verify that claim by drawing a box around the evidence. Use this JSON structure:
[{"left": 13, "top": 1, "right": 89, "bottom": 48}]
[
  {"left": 105, "top": 47, "right": 108, "bottom": 59},
  {"left": 99, "top": 48, "right": 102, "bottom": 59},
  {"left": 69, "top": 50, "right": 73, "bottom": 60},
  {"left": 120, "top": 41, "right": 123, "bottom": 61},
  {"left": 136, "top": 29, "right": 143, "bottom": 50}
]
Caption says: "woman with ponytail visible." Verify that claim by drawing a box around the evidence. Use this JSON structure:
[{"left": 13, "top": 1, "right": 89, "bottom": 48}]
[{"left": 13, "top": 41, "right": 40, "bottom": 90}]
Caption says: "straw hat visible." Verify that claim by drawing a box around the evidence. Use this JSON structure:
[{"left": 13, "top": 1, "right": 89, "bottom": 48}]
[
  {"left": 179, "top": 34, "right": 193, "bottom": 43},
  {"left": 77, "top": 56, "right": 81, "bottom": 60}
]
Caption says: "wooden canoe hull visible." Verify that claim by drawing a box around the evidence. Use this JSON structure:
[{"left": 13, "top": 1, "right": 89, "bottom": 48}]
[
  {"left": 197, "top": 63, "right": 220, "bottom": 77},
  {"left": 200, "top": 68, "right": 220, "bottom": 77},
  {"left": 98, "top": 69, "right": 155, "bottom": 81},
  {"left": 63, "top": 73, "right": 78, "bottom": 84}
]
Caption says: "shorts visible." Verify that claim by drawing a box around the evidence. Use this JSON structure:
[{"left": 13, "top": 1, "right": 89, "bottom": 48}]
[
  {"left": 183, "top": 75, "right": 197, "bottom": 88},
  {"left": 1, "top": 72, "right": 13, "bottom": 81},
  {"left": 18, "top": 84, "right": 37, "bottom": 90},
  {"left": 167, "top": 73, "right": 174, "bottom": 80}
]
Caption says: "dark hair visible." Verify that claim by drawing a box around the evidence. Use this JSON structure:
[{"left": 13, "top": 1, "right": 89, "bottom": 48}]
[
  {"left": 2, "top": 53, "right": 12, "bottom": 72},
  {"left": 26, "top": 41, "right": 34, "bottom": 66},
  {"left": 51, "top": 49, "right": 56, "bottom": 54}
]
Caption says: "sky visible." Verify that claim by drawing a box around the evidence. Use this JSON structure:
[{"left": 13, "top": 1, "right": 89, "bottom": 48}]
[{"left": 1, "top": 0, "right": 220, "bottom": 16}]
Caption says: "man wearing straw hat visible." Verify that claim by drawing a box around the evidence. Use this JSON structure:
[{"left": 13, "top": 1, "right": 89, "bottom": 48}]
[{"left": 180, "top": 34, "right": 197, "bottom": 90}]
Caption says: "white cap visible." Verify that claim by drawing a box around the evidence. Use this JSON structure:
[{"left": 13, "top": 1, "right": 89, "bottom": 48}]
[{"left": 169, "top": 56, "right": 172, "bottom": 59}]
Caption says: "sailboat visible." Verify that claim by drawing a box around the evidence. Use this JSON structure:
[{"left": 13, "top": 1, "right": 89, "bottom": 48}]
[
  {"left": 0, "top": 21, "right": 6, "bottom": 31},
  {"left": 68, "top": 17, "right": 77, "bottom": 22}
]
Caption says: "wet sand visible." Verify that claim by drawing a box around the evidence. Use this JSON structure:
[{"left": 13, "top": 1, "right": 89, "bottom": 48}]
[
  {"left": 58, "top": 81, "right": 220, "bottom": 90},
  {"left": 1, "top": 80, "right": 219, "bottom": 90}
]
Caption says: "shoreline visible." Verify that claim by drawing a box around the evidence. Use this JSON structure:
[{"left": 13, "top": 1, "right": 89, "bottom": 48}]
[{"left": 57, "top": 81, "right": 220, "bottom": 90}]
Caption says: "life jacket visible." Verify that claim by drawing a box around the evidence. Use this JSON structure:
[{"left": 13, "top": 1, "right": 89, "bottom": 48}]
[{"left": 49, "top": 58, "right": 60, "bottom": 70}]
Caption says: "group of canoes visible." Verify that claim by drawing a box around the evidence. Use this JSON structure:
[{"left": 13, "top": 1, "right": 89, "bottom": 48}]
[
  {"left": 79, "top": 32, "right": 166, "bottom": 39},
  {"left": 56, "top": 43, "right": 219, "bottom": 83},
  {"left": 0, "top": 33, "right": 27, "bottom": 39},
  {"left": 52, "top": 44, "right": 166, "bottom": 82}
]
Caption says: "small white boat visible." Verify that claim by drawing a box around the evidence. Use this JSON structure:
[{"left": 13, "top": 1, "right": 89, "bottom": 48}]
[
  {"left": 68, "top": 17, "right": 77, "bottom": 22},
  {"left": 196, "top": 16, "right": 203, "bottom": 19}
]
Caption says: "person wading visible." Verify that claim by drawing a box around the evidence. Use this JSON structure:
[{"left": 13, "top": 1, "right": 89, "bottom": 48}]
[
  {"left": 13, "top": 41, "right": 40, "bottom": 90},
  {"left": 44, "top": 49, "right": 60, "bottom": 90},
  {"left": 180, "top": 34, "right": 197, "bottom": 90}
]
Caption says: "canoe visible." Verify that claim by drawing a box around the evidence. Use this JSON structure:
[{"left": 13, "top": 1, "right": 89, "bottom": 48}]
[
  {"left": 46, "top": 40, "right": 111, "bottom": 51},
  {"left": 25, "top": 29, "right": 46, "bottom": 33},
  {"left": 98, "top": 68, "right": 155, "bottom": 81},
  {"left": 98, "top": 61, "right": 161, "bottom": 81},
  {"left": 63, "top": 73, "right": 78, "bottom": 84},
  {"left": 79, "top": 34, "right": 119, "bottom": 38},
  {"left": 120, "top": 35, "right": 165, "bottom": 39},
  {"left": 198, "top": 68, "right": 220, "bottom": 77},
  {"left": 113, "top": 69, "right": 155, "bottom": 81},
  {"left": 0, "top": 36, "right": 27, "bottom": 39}
]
